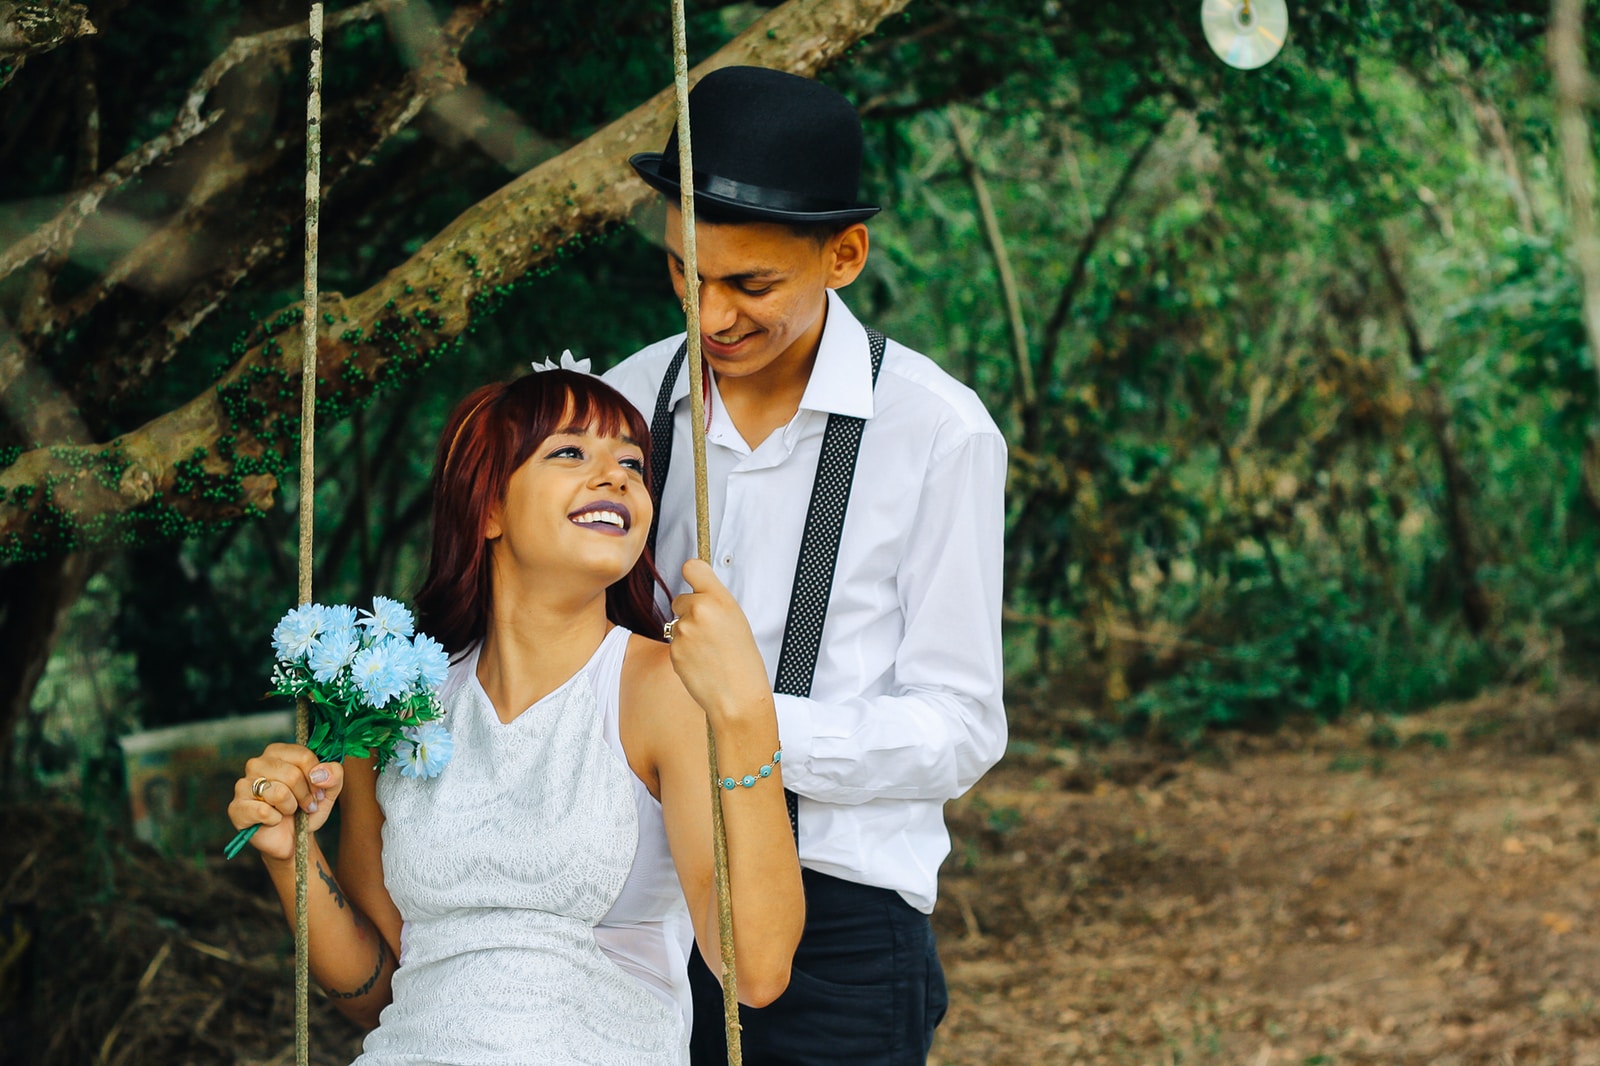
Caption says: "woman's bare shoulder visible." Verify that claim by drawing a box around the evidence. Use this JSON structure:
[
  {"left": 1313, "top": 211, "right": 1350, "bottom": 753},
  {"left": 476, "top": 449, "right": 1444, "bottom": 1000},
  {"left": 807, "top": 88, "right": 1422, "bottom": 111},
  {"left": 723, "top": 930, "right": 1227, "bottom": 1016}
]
[
  {"left": 621, "top": 633, "right": 699, "bottom": 721},
  {"left": 624, "top": 630, "right": 671, "bottom": 668}
]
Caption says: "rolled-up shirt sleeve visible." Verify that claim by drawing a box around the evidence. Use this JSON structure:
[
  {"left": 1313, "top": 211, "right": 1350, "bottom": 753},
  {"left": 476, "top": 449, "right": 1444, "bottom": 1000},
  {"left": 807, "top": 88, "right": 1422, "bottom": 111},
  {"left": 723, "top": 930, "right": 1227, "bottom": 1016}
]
[{"left": 774, "top": 429, "right": 1008, "bottom": 804}]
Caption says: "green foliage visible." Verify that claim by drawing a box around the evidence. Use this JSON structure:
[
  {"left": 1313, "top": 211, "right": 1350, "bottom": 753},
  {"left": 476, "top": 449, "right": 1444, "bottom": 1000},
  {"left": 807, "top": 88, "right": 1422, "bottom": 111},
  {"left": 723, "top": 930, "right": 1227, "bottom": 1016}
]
[
  {"left": 863, "top": 3, "right": 1598, "bottom": 740},
  {"left": 1125, "top": 586, "right": 1366, "bottom": 743},
  {"left": 12, "top": 0, "right": 1600, "bottom": 787}
]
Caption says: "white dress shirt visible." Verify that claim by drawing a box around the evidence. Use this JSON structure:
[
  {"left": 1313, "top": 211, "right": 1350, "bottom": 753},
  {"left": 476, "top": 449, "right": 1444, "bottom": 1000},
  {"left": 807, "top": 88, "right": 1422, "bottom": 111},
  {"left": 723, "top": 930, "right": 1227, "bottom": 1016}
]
[{"left": 604, "top": 290, "right": 1007, "bottom": 913}]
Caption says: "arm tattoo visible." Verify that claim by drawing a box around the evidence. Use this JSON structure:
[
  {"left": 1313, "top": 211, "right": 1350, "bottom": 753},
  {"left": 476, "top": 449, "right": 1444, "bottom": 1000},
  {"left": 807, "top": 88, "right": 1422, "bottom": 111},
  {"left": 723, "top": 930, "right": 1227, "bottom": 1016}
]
[
  {"left": 327, "top": 915, "right": 390, "bottom": 1000},
  {"left": 315, "top": 859, "right": 348, "bottom": 910},
  {"left": 314, "top": 864, "right": 389, "bottom": 1001}
]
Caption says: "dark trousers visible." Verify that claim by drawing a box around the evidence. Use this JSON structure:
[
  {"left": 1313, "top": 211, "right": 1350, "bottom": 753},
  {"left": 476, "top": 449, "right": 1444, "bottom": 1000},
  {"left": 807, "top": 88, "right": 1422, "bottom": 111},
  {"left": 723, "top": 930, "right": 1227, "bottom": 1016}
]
[{"left": 688, "top": 868, "right": 948, "bottom": 1066}]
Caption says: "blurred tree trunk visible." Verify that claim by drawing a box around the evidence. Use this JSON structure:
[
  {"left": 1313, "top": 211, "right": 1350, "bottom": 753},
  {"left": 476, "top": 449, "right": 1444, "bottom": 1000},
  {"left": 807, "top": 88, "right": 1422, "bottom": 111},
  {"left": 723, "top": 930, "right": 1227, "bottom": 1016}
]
[
  {"left": 1459, "top": 80, "right": 1539, "bottom": 234},
  {"left": 1550, "top": 0, "right": 1600, "bottom": 398},
  {"left": 1374, "top": 237, "right": 1492, "bottom": 636},
  {"left": 1548, "top": 0, "right": 1600, "bottom": 524},
  {"left": 312, "top": 376, "right": 427, "bottom": 597},
  {"left": 0, "top": 552, "right": 96, "bottom": 791}
]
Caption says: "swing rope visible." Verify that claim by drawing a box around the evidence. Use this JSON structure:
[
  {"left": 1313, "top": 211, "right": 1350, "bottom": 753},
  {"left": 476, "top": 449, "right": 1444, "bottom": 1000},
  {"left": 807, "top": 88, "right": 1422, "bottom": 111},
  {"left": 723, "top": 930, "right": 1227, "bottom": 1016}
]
[
  {"left": 293, "top": 6, "right": 324, "bottom": 1066},
  {"left": 286, "top": 7, "right": 737, "bottom": 1063},
  {"left": 669, "top": 3, "right": 743, "bottom": 1061}
]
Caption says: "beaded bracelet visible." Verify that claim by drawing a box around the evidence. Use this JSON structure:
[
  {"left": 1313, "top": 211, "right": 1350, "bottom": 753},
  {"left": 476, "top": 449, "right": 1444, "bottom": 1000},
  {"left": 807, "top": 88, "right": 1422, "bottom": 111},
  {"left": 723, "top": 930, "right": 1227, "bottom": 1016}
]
[{"left": 721, "top": 750, "right": 781, "bottom": 791}]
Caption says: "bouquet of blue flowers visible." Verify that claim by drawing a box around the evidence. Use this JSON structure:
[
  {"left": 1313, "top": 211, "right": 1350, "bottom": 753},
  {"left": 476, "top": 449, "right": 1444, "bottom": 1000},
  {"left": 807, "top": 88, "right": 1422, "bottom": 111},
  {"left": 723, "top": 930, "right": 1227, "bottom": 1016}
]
[{"left": 223, "top": 596, "right": 454, "bottom": 859}]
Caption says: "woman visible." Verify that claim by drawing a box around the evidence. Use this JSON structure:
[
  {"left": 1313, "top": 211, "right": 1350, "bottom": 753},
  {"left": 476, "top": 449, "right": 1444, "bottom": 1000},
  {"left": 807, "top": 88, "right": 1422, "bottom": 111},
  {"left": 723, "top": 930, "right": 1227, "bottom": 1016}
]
[{"left": 227, "top": 367, "right": 804, "bottom": 1064}]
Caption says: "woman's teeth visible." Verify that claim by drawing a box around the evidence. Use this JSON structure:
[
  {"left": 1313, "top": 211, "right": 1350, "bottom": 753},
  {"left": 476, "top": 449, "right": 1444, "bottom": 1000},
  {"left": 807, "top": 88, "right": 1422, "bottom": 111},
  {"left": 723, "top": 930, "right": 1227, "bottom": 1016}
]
[{"left": 573, "top": 511, "right": 625, "bottom": 529}]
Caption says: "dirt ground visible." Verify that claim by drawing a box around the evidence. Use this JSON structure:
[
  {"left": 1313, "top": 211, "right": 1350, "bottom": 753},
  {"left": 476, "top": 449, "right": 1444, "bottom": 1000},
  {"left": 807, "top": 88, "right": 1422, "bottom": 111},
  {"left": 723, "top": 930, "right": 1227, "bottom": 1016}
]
[
  {"left": 930, "top": 683, "right": 1600, "bottom": 1065},
  {"left": 8, "top": 682, "right": 1600, "bottom": 1065}
]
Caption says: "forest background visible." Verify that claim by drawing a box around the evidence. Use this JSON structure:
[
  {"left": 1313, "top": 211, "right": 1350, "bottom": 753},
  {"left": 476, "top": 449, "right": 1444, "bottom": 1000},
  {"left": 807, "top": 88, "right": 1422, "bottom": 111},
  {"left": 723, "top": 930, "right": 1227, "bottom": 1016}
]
[
  {"left": 4, "top": 0, "right": 1600, "bottom": 1062},
  {"left": 5, "top": 0, "right": 1593, "bottom": 778}
]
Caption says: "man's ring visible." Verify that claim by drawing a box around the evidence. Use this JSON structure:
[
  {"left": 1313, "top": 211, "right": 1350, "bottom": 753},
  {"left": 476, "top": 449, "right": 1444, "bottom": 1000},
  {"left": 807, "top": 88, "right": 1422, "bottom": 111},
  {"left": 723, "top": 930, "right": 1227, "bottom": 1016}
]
[
  {"left": 663, "top": 617, "right": 678, "bottom": 643},
  {"left": 251, "top": 777, "right": 273, "bottom": 800}
]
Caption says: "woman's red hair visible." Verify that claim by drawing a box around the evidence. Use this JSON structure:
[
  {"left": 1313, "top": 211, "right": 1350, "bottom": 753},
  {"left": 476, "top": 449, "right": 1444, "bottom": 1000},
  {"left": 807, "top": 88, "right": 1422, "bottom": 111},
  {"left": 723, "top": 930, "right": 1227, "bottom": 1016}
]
[{"left": 414, "top": 369, "right": 668, "bottom": 655}]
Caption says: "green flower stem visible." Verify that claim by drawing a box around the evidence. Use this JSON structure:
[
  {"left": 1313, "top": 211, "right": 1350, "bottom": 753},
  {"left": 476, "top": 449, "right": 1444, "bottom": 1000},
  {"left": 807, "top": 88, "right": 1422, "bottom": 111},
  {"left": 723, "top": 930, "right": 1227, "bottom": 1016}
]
[{"left": 223, "top": 822, "right": 260, "bottom": 860}]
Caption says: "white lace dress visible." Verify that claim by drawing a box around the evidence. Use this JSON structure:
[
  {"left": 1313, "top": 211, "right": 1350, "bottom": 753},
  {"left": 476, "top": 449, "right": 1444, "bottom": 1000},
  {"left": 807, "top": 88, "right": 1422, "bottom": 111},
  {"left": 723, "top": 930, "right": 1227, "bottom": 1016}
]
[{"left": 353, "top": 627, "right": 692, "bottom": 1066}]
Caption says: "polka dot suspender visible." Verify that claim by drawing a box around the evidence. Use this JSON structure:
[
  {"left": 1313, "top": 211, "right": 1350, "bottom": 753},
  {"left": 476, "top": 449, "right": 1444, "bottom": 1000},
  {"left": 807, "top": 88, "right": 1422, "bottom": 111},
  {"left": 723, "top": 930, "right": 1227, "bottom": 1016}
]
[{"left": 648, "top": 329, "right": 888, "bottom": 838}]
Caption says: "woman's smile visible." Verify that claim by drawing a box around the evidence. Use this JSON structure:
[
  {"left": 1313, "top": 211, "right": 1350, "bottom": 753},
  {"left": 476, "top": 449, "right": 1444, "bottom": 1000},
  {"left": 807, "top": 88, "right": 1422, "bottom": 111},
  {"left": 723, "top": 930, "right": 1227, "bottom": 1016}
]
[{"left": 568, "top": 500, "right": 632, "bottom": 535}]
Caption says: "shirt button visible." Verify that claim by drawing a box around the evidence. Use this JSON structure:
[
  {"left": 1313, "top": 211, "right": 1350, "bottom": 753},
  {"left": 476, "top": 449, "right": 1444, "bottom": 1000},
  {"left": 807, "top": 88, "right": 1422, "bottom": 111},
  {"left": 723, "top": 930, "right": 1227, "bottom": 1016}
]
[{"left": 720, "top": 554, "right": 734, "bottom": 567}]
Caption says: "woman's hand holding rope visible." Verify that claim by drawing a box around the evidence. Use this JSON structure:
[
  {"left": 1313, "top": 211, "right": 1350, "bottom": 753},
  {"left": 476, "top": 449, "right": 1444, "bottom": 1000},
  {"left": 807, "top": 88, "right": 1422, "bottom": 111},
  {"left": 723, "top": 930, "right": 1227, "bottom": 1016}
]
[{"left": 667, "top": 559, "right": 776, "bottom": 732}]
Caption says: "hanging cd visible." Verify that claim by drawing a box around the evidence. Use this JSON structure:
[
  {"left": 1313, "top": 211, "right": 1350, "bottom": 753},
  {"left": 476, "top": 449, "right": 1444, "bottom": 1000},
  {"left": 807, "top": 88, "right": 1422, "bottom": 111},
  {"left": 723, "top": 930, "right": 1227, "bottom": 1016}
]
[{"left": 1201, "top": 0, "right": 1288, "bottom": 70}]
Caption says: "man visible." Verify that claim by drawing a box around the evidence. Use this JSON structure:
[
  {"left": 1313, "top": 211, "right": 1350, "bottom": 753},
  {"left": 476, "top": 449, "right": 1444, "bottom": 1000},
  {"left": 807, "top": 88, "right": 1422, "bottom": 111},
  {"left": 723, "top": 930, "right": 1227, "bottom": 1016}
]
[{"left": 604, "top": 65, "right": 1007, "bottom": 1065}]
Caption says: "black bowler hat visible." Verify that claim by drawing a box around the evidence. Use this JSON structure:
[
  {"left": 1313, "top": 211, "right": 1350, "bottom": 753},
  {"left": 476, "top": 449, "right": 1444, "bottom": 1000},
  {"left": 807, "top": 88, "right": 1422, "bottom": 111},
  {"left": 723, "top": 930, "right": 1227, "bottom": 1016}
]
[{"left": 630, "top": 66, "right": 880, "bottom": 225}]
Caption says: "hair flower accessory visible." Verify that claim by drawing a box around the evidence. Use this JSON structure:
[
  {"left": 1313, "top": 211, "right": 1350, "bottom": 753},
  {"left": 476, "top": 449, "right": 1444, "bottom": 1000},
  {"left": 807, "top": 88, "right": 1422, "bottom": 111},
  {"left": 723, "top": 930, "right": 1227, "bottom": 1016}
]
[
  {"left": 531, "top": 349, "right": 592, "bottom": 374},
  {"left": 224, "top": 597, "right": 454, "bottom": 859}
]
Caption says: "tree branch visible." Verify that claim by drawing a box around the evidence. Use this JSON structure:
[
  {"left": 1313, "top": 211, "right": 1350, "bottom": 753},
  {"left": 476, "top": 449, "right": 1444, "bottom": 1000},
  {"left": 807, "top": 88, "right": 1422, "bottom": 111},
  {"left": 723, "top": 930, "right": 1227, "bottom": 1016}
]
[
  {"left": 5, "top": 0, "right": 491, "bottom": 452},
  {"left": 0, "top": 0, "right": 395, "bottom": 288},
  {"left": 0, "top": 320, "right": 87, "bottom": 448},
  {"left": 12, "top": 45, "right": 97, "bottom": 347},
  {"left": 1029, "top": 115, "right": 1168, "bottom": 449},
  {"left": 75, "top": 0, "right": 489, "bottom": 422},
  {"left": 0, "top": 0, "right": 914, "bottom": 558},
  {"left": 0, "top": 1, "right": 94, "bottom": 89},
  {"left": 37, "top": 118, "right": 294, "bottom": 350},
  {"left": 1457, "top": 77, "right": 1538, "bottom": 233},
  {"left": 948, "top": 105, "right": 1035, "bottom": 415},
  {"left": 64, "top": 0, "right": 496, "bottom": 420},
  {"left": 0, "top": 0, "right": 93, "bottom": 55}
]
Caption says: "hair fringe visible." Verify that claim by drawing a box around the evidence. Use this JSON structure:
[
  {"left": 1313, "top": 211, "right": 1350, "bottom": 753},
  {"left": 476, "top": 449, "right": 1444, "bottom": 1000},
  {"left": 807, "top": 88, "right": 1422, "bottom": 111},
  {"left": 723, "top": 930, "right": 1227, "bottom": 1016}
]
[{"left": 414, "top": 370, "right": 669, "bottom": 656}]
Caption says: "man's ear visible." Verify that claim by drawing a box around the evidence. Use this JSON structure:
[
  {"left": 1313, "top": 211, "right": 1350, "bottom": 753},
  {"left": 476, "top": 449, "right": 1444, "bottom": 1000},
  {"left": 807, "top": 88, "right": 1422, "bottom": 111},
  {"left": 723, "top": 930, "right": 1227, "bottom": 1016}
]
[{"left": 824, "top": 223, "right": 869, "bottom": 289}]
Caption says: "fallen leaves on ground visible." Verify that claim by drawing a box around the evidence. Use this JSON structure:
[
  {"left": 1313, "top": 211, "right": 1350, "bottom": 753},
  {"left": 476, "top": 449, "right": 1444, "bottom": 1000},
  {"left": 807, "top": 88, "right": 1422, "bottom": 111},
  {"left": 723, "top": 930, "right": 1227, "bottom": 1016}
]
[{"left": 932, "top": 682, "right": 1600, "bottom": 1065}]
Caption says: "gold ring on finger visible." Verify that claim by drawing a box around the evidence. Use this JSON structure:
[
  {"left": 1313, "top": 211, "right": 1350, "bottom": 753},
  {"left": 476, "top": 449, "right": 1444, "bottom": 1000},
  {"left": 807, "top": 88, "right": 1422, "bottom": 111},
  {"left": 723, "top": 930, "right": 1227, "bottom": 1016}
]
[
  {"left": 662, "top": 617, "right": 678, "bottom": 643},
  {"left": 251, "top": 776, "right": 273, "bottom": 800}
]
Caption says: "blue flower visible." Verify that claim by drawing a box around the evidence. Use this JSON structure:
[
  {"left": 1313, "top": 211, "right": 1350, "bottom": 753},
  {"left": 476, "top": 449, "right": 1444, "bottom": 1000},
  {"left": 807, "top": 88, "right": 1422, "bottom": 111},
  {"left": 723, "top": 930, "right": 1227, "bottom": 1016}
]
[
  {"left": 410, "top": 633, "right": 450, "bottom": 693},
  {"left": 321, "top": 604, "right": 359, "bottom": 638},
  {"left": 383, "top": 638, "right": 423, "bottom": 694},
  {"left": 358, "top": 595, "right": 415, "bottom": 640},
  {"left": 307, "top": 629, "right": 359, "bottom": 684},
  {"left": 350, "top": 637, "right": 412, "bottom": 707},
  {"left": 398, "top": 720, "right": 454, "bottom": 779},
  {"left": 272, "top": 603, "right": 328, "bottom": 662}
]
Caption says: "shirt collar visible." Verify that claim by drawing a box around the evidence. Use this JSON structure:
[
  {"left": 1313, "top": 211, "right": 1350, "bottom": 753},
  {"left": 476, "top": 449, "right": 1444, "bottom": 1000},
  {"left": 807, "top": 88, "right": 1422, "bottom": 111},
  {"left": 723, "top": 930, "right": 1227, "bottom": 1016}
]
[
  {"left": 666, "top": 289, "right": 876, "bottom": 420},
  {"left": 798, "top": 289, "right": 875, "bottom": 419}
]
